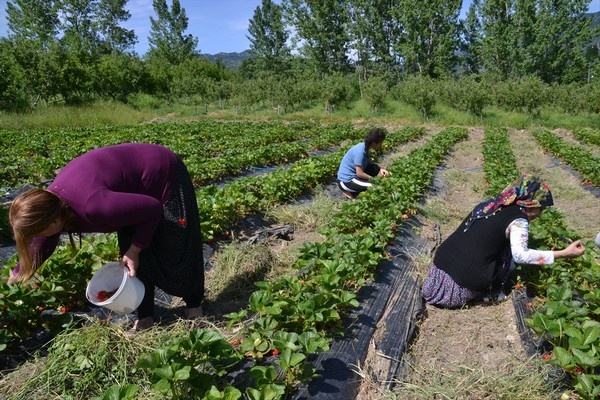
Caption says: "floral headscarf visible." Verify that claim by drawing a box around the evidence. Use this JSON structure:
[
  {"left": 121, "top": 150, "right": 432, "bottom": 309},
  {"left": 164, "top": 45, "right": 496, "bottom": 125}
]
[{"left": 464, "top": 174, "right": 553, "bottom": 231}]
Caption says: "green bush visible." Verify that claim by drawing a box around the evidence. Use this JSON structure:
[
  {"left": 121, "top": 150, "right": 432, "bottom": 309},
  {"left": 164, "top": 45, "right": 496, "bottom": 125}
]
[
  {"left": 583, "top": 81, "right": 600, "bottom": 114},
  {"left": 438, "top": 76, "right": 490, "bottom": 117},
  {"left": 550, "top": 82, "right": 586, "bottom": 114},
  {"left": 361, "top": 76, "right": 388, "bottom": 114},
  {"left": 392, "top": 75, "right": 437, "bottom": 118},
  {"left": 126, "top": 93, "right": 167, "bottom": 110},
  {"left": 321, "top": 73, "right": 356, "bottom": 113},
  {"left": 495, "top": 76, "right": 549, "bottom": 116}
]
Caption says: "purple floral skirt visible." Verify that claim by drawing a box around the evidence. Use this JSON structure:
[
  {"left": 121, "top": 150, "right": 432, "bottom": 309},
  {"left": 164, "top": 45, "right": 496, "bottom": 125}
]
[{"left": 421, "top": 263, "right": 481, "bottom": 308}]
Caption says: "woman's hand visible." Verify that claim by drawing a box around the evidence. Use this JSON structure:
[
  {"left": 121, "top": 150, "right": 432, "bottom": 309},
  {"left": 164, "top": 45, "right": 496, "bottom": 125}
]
[
  {"left": 555, "top": 240, "right": 585, "bottom": 259},
  {"left": 378, "top": 168, "right": 390, "bottom": 178},
  {"left": 122, "top": 245, "right": 142, "bottom": 276}
]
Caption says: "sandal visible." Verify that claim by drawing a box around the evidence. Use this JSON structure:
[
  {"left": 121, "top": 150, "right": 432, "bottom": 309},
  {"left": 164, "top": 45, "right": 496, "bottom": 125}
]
[{"left": 471, "top": 291, "right": 510, "bottom": 305}]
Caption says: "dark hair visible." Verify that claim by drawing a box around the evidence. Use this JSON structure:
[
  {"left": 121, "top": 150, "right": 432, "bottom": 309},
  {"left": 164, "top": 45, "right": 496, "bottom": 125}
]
[{"left": 364, "top": 128, "right": 386, "bottom": 149}]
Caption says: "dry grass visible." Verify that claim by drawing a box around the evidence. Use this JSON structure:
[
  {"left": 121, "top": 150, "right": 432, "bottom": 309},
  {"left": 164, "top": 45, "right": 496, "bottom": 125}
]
[
  {"left": 265, "top": 187, "right": 341, "bottom": 231},
  {"left": 204, "top": 241, "right": 285, "bottom": 316},
  {"left": 394, "top": 358, "right": 563, "bottom": 400},
  {"left": 510, "top": 128, "right": 599, "bottom": 238}
]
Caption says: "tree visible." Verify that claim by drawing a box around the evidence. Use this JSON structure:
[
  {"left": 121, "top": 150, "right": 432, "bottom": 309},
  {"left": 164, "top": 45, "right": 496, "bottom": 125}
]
[
  {"left": 475, "top": 0, "right": 594, "bottom": 83},
  {"left": 393, "top": 0, "right": 462, "bottom": 78},
  {"left": 0, "top": 38, "right": 30, "bottom": 111},
  {"left": 247, "top": 0, "right": 290, "bottom": 75},
  {"left": 283, "top": 0, "right": 351, "bottom": 73},
  {"left": 348, "top": 0, "right": 400, "bottom": 80},
  {"left": 60, "top": 0, "right": 100, "bottom": 54},
  {"left": 147, "top": 0, "right": 198, "bottom": 65},
  {"left": 478, "top": 0, "right": 518, "bottom": 79},
  {"left": 529, "top": 0, "right": 592, "bottom": 83},
  {"left": 6, "top": 0, "right": 60, "bottom": 46},
  {"left": 95, "top": 0, "right": 137, "bottom": 55},
  {"left": 460, "top": 0, "right": 483, "bottom": 75}
]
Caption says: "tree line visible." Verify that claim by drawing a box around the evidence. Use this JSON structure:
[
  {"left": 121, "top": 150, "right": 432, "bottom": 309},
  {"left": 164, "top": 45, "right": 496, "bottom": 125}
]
[{"left": 0, "top": 0, "right": 599, "bottom": 114}]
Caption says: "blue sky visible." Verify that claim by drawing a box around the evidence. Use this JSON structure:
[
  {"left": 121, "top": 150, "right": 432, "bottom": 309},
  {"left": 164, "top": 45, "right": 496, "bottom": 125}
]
[{"left": 0, "top": 0, "right": 599, "bottom": 55}]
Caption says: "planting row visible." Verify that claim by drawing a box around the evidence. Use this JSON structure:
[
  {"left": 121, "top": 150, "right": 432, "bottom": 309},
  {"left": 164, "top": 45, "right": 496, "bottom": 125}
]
[
  {"left": 533, "top": 129, "right": 600, "bottom": 186},
  {"left": 189, "top": 123, "right": 364, "bottom": 186},
  {"left": 573, "top": 129, "right": 600, "bottom": 147},
  {"left": 0, "top": 121, "right": 347, "bottom": 189},
  {"left": 482, "top": 127, "right": 600, "bottom": 399}
]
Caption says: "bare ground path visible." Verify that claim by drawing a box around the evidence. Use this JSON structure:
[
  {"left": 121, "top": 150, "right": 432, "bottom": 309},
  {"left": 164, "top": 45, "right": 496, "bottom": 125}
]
[
  {"left": 353, "top": 125, "right": 599, "bottom": 399},
  {"left": 510, "top": 128, "right": 599, "bottom": 239},
  {"left": 389, "top": 128, "right": 540, "bottom": 399}
]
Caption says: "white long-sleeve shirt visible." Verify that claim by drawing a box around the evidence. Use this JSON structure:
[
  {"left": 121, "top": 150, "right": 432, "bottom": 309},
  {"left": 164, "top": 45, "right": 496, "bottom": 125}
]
[{"left": 508, "top": 218, "right": 554, "bottom": 265}]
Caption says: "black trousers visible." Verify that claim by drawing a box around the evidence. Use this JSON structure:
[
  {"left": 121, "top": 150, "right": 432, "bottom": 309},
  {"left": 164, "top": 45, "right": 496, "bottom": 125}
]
[{"left": 337, "top": 163, "right": 381, "bottom": 197}]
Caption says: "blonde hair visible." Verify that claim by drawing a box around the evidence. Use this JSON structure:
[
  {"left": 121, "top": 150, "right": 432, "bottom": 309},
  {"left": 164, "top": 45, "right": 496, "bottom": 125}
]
[{"left": 9, "top": 189, "right": 71, "bottom": 283}]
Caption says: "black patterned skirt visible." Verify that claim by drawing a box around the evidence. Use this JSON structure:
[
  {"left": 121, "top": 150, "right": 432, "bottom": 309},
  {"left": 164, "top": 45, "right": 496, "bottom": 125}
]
[{"left": 117, "top": 159, "right": 204, "bottom": 301}]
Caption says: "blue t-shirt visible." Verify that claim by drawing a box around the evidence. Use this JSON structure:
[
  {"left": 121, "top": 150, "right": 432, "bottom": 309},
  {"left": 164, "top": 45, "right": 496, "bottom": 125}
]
[{"left": 337, "top": 142, "right": 369, "bottom": 182}]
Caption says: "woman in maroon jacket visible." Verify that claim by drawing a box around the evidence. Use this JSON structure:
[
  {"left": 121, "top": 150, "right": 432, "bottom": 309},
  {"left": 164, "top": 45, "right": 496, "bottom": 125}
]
[{"left": 8, "top": 143, "right": 204, "bottom": 331}]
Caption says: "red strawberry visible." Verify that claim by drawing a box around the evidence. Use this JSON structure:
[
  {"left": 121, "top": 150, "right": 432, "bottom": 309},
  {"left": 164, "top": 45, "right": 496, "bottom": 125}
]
[{"left": 97, "top": 288, "right": 118, "bottom": 302}]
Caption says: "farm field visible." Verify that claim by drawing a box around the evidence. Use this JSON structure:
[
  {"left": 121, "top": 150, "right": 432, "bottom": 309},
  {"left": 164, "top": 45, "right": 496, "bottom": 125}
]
[{"left": 0, "top": 119, "right": 599, "bottom": 400}]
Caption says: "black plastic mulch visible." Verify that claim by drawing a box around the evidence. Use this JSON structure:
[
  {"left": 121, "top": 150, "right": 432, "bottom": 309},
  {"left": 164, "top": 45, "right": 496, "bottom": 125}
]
[{"left": 292, "top": 217, "right": 427, "bottom": 399}]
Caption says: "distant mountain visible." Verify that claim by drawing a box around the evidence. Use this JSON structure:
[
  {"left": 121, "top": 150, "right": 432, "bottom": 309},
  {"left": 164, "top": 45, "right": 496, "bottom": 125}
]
[{"left": 200, "top": 50, "right": 253, "bottom": 69}]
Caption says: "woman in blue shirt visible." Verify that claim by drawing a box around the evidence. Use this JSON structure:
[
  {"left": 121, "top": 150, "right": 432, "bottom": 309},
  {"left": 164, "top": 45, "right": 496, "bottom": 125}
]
[{"left": 337, "top": 128, "right": 389, "bottom": 199}]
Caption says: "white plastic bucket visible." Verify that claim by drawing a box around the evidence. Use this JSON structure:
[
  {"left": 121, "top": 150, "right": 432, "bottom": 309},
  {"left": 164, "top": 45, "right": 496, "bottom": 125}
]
[{"left": 86, "top": 262, "right": 145, "bottom": 314}]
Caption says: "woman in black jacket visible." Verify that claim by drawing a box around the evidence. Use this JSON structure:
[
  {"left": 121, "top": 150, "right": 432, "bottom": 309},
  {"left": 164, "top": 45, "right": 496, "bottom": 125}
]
[{"left": 422, "top": 174, "right": 585, "bottom": 308}]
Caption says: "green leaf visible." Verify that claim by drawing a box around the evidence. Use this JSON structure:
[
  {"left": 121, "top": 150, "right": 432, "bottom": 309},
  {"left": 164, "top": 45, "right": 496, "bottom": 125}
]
[
  {"left": 571, "top": 348, "right": 599, "bottom": 368},
  {"left": 153, "top": 378, "right": 171, "bottom": 394},
  {"left": 552, "top": 346, "right": 574, "bottom": 368},
  {"left": 289, "top": 352, "right": 306, "bottom": 367},
  {"left": 173, "top": 365, "right": 191, "bottom": 380},
  {"left": 582, "top": 325, "right": 600, "bottom": 346}
]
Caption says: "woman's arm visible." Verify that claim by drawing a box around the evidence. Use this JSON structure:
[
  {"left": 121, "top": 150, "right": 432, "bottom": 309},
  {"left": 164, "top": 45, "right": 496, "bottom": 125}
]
[
  {"left": 355, "top": 165, "right": 374, "bottom": 180},
  {"left": 509, "top": 218, "right": 585, "bottom": 264},
  {"left": 86, "top": 190, "right": 164, "bottom": 249}
]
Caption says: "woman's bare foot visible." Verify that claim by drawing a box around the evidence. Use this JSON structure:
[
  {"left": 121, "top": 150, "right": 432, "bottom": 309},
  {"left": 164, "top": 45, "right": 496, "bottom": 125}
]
[
  {"left": 126, "top": 316, "right": 154, "bottom": 335},
  {"left": 342, "top": 191, "right": 355, "bottom": 200}
]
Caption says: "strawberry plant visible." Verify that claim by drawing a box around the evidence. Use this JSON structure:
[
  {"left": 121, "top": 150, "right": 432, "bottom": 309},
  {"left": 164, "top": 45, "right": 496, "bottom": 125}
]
[
  {"left": 136, "top": 329, "right": 243, "bottom": 399},
  {"left": 481, "top": 127, "right": 600, "bottom": 399}
]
